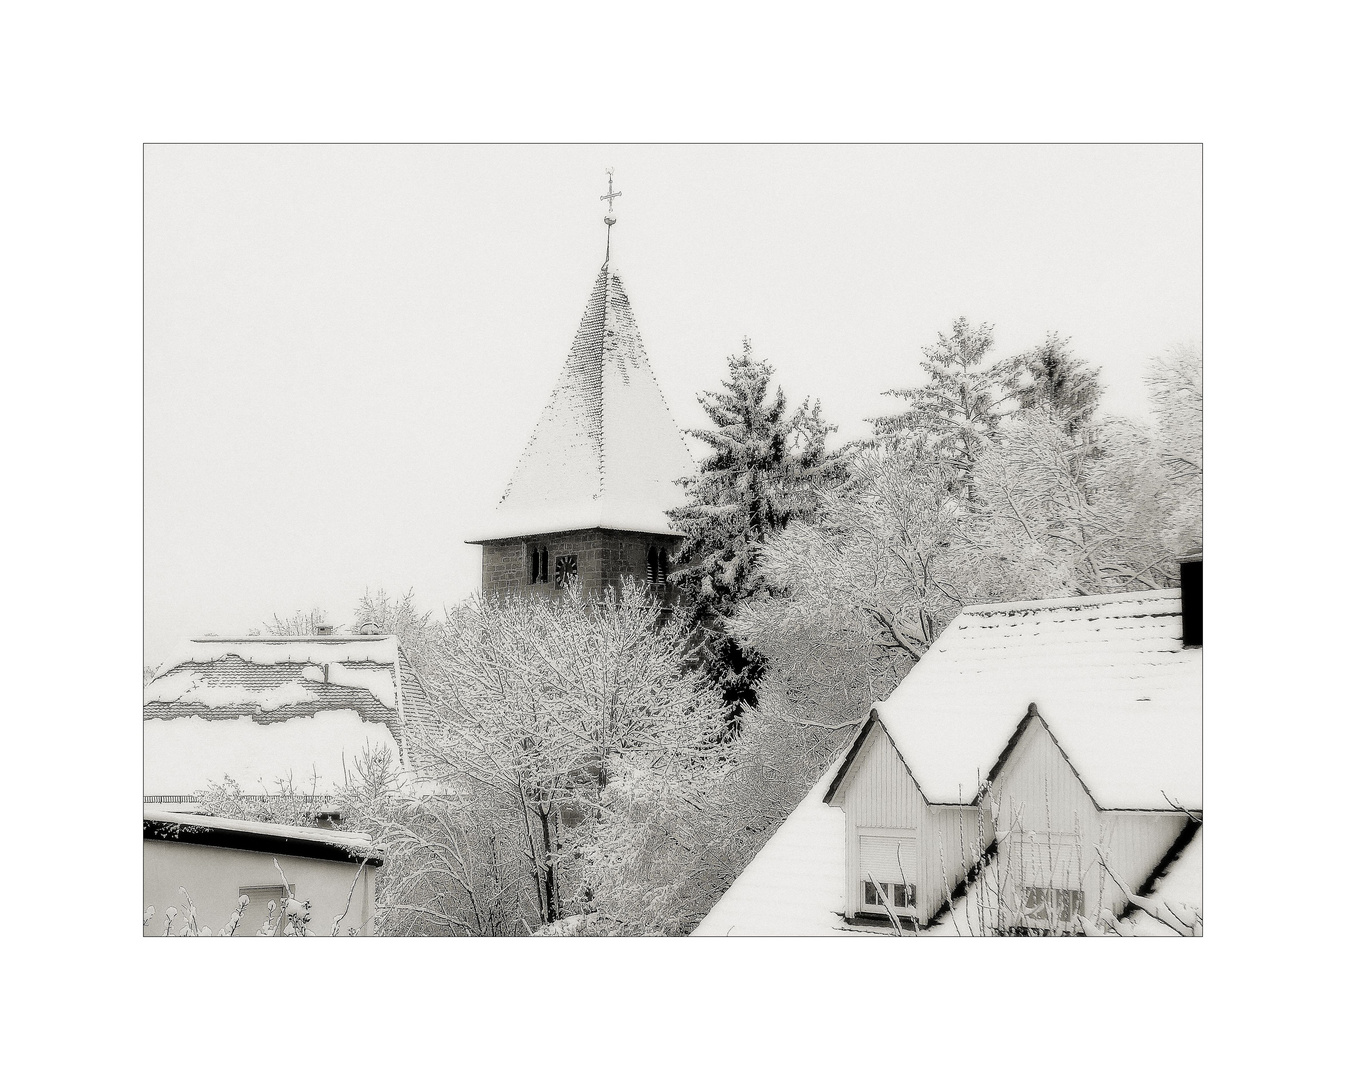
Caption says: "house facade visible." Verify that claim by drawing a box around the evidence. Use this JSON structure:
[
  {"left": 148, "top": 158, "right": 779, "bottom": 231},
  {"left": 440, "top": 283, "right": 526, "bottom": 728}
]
[
  {"left": 144, "top": 810, "right": 381, "bottom": 936},
  {"left": 696, "top": 561, "right": 1203, "bottom": 936}
]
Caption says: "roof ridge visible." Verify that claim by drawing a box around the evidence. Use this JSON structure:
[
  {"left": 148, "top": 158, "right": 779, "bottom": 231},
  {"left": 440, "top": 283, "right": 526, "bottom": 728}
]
[{"left": 958, "top": 588, "right": 1181, "bottom": 616}]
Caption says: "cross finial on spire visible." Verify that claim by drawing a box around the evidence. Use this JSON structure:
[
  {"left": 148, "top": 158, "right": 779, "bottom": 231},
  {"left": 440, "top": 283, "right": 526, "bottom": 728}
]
[{"left": 601, "top": 167, "right": 622, "bottom": 267}]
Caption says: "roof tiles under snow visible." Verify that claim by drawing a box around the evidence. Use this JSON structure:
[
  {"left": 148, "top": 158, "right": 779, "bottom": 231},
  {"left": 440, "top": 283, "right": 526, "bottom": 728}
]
[
  {"left": 871, "top": 589, "right": 1201, "bottom": 811},
  {"left": 143, "top": 636, "right": 434, "bottom": 797},
  {"left": 468, "top": 264, "right": 694, "bottom": 542}
]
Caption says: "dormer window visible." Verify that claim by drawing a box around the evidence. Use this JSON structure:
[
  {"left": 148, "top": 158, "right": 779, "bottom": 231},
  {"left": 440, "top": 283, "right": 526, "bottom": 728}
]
[{"left": 858, "top": 829, "right": 918, "bottom": 915}]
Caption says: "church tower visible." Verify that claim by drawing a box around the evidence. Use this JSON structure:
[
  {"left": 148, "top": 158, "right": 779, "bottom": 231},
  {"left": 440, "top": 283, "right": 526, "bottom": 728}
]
[{"left": 467, "top": 174, "right": 694, "bottom": 602}]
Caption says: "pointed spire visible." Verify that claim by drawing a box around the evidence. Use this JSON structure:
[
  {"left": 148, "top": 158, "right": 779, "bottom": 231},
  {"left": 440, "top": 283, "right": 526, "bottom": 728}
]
[{"left": 469, "top": 260, "right": 694, "bottom": 543}]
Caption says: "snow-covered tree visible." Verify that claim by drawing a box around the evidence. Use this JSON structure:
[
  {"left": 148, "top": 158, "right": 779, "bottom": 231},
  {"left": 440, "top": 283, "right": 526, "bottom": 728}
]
[
  {"left": 729, "top": 446, "right": 982, "bottom": 732},
  {"left": 407, "top": 581, "right": 726, "bottom": 928},
  {"left": 350, "top": 587, "right": 436, "bottom": 668},
  {"left": 255, "top": 606, "right": 334, "bottom": 636},
  {"left": 669, "top": 339, "right": 845, "bottom": 730},
  {"left": 1013, "top": 332, "right": 1102, "bottom": 437},
  {"left": 1144, "top": 340, "right": 1202, "bottom": 550},
  {"left": 870, "top": 317, "right": 1023, "bottom": 493}
]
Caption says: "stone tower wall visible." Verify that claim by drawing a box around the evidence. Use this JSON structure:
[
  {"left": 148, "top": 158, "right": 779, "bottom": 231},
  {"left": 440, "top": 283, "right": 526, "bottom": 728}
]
[{"left": 479, "top": 529, "right": 680, "bottom": 605}]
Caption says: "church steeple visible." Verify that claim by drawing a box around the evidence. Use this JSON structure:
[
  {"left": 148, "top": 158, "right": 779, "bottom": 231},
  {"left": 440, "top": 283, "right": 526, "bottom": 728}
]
[{"left": 468, "top": 180, "right": 693, "bottom": 558}]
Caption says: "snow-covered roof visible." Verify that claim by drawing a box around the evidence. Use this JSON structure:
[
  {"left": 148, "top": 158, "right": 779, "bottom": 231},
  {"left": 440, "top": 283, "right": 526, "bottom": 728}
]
[
  {"left": 868, "top": 590, "right": 1201, "bottom": 811},
  {"left": 1118, "top": 825, "right": 1203, "bottom": 936},
  {"left": 144, "top": 808, "right": 382, "bottom": 865},
  {"left": 468, "top": 264, "right": 694, "bottom": 543},
  {"left": 144, "top": 636, "right": 434, "bottom": 797},
  {"left": 693, "top": 758, "right": 852, "bottom": 936}
]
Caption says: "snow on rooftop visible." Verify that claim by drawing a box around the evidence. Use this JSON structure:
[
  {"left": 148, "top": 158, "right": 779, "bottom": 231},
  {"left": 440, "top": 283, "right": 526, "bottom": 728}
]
[
  {"left": 155, "top": 635, "right": 401, "bottom": 675},
  {"left": 470, "top": 265, "right": 693, "bottom": 543},
  {"left": 144, "top": 808, "right": 380, "bottom": 861},
  {"left": 143, "top": 710, "right": 401, "bottom": 797},
  {"left": 1119, "top": 826, "right": 1203, "bottom": 936},
  {"left": 873, "top": 590, "right": 1201, "bottom": 810},
  {"left": 693, "top": 757, "right": 850, "bottom": 936}
]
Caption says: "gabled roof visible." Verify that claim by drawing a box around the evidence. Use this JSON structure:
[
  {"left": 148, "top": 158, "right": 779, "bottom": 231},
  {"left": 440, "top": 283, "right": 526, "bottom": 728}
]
[
  {"left": 468, "top": 264, "right": 694, "bottom": 542},
  {"left": 868, "top": 590, "right": 1201, "bottom": 811},
  {"left": 144, "top": 636, "right": 434, "bottom": 797}
]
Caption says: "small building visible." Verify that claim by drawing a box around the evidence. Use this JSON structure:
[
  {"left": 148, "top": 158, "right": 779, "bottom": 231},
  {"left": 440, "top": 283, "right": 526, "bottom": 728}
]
[
  {"left": 695, "top": 564, "right": 1202, "bottom": 936},
  {"left": 465, "top": 239, "right": 695, "bottom": 604},
  {"left": 144, "top": 634, "right": 434, "bottom": 809},
  {"left": 144, "top": 809, "right": 381, "bottom": 936}
]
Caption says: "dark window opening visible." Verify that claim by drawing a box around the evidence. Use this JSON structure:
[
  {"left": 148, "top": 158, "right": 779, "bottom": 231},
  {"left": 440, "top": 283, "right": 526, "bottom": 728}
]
[
  {"left": 864, "top": 881, "right": 916, "bottom": 909},
  {"left": 541, "top": 547, "right": 549, "bottom": 583},
  {"left": 529, "top": 547, "right": 540, "bottom": 584},
  {"left": 658, "top": 547, "right": 669, "bottom": 584},
  {"left": 646, "top": 546, "right": 658, "bottom": 584},
  {"left": 1023, "top": 887, "right": 1084, "bottom": 922}
]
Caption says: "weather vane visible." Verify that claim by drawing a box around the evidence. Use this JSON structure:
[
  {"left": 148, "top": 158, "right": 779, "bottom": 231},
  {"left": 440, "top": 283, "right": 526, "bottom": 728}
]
[{"left": 601, "top": 167, "right": 622, "bottom": 266}]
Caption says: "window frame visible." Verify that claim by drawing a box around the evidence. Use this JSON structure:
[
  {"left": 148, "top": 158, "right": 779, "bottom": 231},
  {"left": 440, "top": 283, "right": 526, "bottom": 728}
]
[{"left": 856, "top": 826, "right": 919, "bottom": 917}]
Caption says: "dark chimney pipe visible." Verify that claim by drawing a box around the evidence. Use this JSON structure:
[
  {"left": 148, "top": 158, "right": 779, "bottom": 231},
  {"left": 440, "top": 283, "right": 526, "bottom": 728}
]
[{"left": 1179, "top": 554, "right": 1202, "bottom": 648}]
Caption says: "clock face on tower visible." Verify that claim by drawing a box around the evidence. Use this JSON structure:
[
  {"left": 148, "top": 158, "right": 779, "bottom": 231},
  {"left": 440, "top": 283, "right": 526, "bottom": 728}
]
[{"left": 554, "top": 554, "right": 577, "bottom": 589}]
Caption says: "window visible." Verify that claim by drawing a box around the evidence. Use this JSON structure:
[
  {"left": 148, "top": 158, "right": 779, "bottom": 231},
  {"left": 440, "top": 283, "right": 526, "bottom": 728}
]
[
  {"left": 858, "top": 830, "right": 918, "bottom": 914},
  {"left": 541, "top": 546, "right": 549, "bottom": 583},
  {"left": 529, "top": 546, "right": 540, "bottom": 584},
  {"left": 864, "top": 880, "right": 916, "bottom": 909},
  {"left": 647, "top": 545, "right": 670, "bottom": 585},
  {"left": 236, "top": 883, "right": 295, "bottom": 937},
  {"left": 1022, "top": 886, "right": 1084, "bottom": 923},
  {"left": 554, "top": 553, "right": 577, "bottom": 588}
]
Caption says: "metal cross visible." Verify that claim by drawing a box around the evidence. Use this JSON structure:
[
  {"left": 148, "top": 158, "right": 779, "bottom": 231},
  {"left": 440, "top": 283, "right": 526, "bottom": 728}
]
[{"left": 600, "top": 168, "right": 622, "bottom": 214}]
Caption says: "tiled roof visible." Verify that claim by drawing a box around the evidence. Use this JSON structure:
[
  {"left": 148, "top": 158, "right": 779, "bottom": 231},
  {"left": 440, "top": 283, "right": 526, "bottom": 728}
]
[
  {"left": 469, "top": 264, "right": 694, "bottom": 542},
  {"left": 143, "top": 636, "right": 434, "bottom": 797},
  {"left": 873, "top": 590, "right": 1201, "bottom": 810}
]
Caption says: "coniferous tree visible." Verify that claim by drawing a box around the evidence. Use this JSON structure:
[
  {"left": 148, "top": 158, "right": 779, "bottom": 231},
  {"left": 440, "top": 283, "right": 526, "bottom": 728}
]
[
  {"left": 870, "top": 317, "right": 1022, "bottom": 494},
  {"left": 1014, "top": 332, "right": 1102, "bottom": 437},
  {"left": 669, "top": 340, "right": 844, "bottom": 734}
]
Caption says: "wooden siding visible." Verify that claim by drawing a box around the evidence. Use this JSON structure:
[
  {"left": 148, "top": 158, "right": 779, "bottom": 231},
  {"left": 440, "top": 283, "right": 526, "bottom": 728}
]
[
  {"left": 836, "top": 724, "right": 987, "bottom": 924},
  {"left": 990, "top": 717, "right": 1189, "bottom": 920},
  {"left": 925, "top": 805, "right": 989, "bottom": 922},
  {"left": 1097, "top": 812, "right": 1189, "bottom": 915}
]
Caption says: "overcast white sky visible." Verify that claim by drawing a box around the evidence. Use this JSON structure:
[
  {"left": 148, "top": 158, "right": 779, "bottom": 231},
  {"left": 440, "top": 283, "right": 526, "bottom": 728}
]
[{"left": 144, "top": 144, "right": 1200, "bottom": 664}]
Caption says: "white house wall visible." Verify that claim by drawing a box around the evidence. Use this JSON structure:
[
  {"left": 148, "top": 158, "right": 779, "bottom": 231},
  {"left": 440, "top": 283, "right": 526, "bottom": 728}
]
[
  {"left": 1097, "top": 812, "right": 1189, "bottom": 915},
  {"left": 143, "top": 841, "right": 377, "bottom": 937},
  {"left": 836, "top": 724, "right": 983, "bottom": 924},
  {"left": 989, "top": 716, "right": 1189, "bottom": 919}
]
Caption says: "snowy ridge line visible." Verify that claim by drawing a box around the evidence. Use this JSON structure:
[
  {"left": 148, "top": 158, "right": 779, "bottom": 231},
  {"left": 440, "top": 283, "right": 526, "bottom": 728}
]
[
  {"left": 144, "top": 808, "right": 379, "bottom": 858},
  {"left": 957, "top": 588, "right": 1180, "bottom": 616}
]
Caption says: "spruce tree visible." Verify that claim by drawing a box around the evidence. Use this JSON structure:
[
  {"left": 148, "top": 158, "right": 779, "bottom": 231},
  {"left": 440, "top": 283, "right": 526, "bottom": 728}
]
[
  {"left": 669, "top": 340, "right": 843, "bottom": 735},
  {"left": 870, "top": 317, "right": 1022, "bottom": 493},
  {"left": 1014, "top": 332, "right": 1102, "bottom": 437}
]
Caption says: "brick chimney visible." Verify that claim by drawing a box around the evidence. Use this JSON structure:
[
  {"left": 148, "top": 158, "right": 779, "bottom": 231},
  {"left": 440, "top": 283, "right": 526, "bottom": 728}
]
[{"left": 1178, "top": 553, "right": 1202, "bottom": 648}]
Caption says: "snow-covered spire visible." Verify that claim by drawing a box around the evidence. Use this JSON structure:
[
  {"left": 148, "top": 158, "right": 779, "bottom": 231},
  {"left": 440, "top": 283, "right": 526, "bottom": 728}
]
[{"left": 469, "top": 258, "right": 694, "bottom": 543}]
